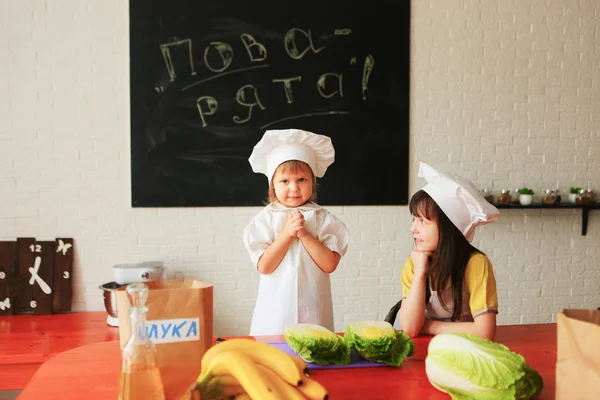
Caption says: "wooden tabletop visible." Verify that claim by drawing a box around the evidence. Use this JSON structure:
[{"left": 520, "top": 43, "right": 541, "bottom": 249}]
[
  {"left": 0, "top": 312, "right": 119, "bottom": 390},
  {"left": 17, "top": 323, "right": 557, "bottom": 400}
]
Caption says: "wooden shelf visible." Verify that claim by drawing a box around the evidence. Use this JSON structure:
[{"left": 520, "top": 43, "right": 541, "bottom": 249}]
[{"left": 495, "top": 203, "right": 600, "bottom": 236}]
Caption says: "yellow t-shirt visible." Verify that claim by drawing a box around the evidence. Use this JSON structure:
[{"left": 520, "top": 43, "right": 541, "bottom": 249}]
[{"left": 401, "top": 252, "right": 498, "bottom": 320}]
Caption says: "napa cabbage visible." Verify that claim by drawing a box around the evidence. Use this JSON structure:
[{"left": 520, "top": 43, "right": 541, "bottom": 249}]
[
  {"left": 425, "top": 333, "right": 543, "bottom": 400},
  {"left": 344, "top": 321, "right": 415, "bottom": 366},
  {"left": 284, "top": 323, "right": 351, "bottom": 365}
]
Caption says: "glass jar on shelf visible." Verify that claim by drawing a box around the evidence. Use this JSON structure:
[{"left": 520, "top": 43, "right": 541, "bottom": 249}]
[
  {"left": 553, "top": 189, "right": 562, "bottom": 204},
  {"left": 118, "top": 283, "right": 165, "bottom": 400},
  {"left": 497, "top": 189, "right": 512, "bottom": 205},
  {"left": 542, "top": 189, "right": 556, "bottom": 205},
  {"left": 481, "top": 188, "right": 494, "bottom": 204},
  {"left": 512, "top": 188, "right": 521, "bottom": 204},
  {"left": 586, "top": 189, "right": 597, "bottom": 203},
  {"left": 576, "top": 189, "right": 591, "bottom": 205}
]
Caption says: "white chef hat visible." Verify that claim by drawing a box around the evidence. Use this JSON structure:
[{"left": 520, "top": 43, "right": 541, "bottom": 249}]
[
  {"left": 248, "top": 129, "right": 335, "bottom": 183},
  {"left": 418, "top": 162, "right": 500, "bottom": 242}
]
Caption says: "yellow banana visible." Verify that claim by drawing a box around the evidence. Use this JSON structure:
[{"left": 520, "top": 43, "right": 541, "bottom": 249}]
[
  {"left": 201, "top": 339, "right": 304, "bottom": 386},
  {"left": 199, "top": 350, "right": 282, "bottom": 400},
  {"left": 297, "top": 375, "right": 329, "bottom": 400},
  {"left": 187, "top": 383, "right": 201, "bottom": 400},
  {"left": 203, "top": 374, "right": 245, "bottom": 398},
  {"left": 255, "top": 364, "right": 307, "bottom": 400},
  {"left": 290, "top": 353, "right": 311, "bottom": 375}
]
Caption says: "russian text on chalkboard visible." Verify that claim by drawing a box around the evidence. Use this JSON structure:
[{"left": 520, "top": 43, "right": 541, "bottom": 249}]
[{"left": 130, "top": 0, "right": 410, "bottom": 207}]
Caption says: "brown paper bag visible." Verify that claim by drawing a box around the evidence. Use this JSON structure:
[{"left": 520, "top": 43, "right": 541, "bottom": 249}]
[
  {"left": 556, "top": 309, "right": 600, "bottom": 400},
  {"left": 117, "top": 280, "right": 213, "bottom": 400}
]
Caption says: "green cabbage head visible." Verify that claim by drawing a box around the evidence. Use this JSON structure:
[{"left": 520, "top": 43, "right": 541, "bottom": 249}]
[
  {"left": 425, "top": 333, "right": 543, "bottom": 400},
  {"left": 344, "top": 321, "right": 415, "bottom": 366},
  {"left": 284, "top": 323, "right": 351, "bottom": 365}
]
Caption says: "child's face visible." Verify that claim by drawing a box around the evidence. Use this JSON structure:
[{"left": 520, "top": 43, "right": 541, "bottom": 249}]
[
  {"left": 272, "top": 163, "right": 314, "bottom": 207},
  {"left": 410, "top": 214, "right": 439, "bottom": 252}
]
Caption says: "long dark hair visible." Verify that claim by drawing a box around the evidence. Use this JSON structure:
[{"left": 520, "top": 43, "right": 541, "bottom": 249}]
[{"left": 409, "top": 190, "right": 483, "bottom": 321}]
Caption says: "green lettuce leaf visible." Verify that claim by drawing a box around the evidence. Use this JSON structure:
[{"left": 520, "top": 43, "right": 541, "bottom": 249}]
[
  {"left": 425, "top": 333, "right": 543, "bottom": 400},
  {"left": 284, "top": 324, "right": 350, "bottom": 365},
  {"left": 344, "top": 321, "right": 415, "bottom": 366}
]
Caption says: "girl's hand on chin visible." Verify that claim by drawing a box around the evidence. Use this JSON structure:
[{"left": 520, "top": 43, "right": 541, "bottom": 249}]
[{"left": 411, "top": 249, "right": 432, "bottom": 278}]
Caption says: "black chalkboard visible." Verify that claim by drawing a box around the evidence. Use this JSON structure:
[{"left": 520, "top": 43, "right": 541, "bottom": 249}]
[{"left": 130, "top": 0, "right": 410, "bottom": 207}]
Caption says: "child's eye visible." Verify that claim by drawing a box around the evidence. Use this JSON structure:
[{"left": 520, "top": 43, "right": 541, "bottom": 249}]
[
  {"left": 280, "top": 179, "right": 288, "bottom": 184},
  {"left": 421, "top": 218, "right": 427, "bottom": 224},
  {"left": 298, "top": 178, "right": 306, "bottom": 183}
]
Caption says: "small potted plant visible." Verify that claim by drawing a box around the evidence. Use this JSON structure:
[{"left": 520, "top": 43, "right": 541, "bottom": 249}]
[
  {"left": 569, "top": 187, "right": 582, "bottom": 204},
  {"left": 519, "top": 188, "right": 534, "bottom": 206}
]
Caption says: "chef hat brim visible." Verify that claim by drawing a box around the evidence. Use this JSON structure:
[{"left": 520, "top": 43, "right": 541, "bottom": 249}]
[
  {"left": 248, "top": 129, "right": 335, "bottom": 182},
  {"left": 418, "top": 162, "right": 500, "bottom": 241}
]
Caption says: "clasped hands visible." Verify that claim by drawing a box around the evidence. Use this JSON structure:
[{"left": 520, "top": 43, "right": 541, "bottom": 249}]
[{"left": 284, "top": 210, "right": 308, "bottom": 239}]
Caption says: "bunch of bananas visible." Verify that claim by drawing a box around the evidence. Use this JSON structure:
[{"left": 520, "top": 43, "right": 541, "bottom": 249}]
[{"left": 191, "top": 338, "right": 328, "bottom": 400}]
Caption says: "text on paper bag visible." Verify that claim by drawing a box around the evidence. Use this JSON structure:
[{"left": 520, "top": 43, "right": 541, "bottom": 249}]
[{"left": 141, "top": 318, "right": 200, "bottom": 344}]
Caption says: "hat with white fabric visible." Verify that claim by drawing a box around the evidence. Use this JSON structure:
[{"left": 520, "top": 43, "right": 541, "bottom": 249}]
[
  {"left": 248, "top": 129, "right": 335, "bottom": 183},
  {"left": 418, "top": 162, "right": 500, "bottom": 242}
]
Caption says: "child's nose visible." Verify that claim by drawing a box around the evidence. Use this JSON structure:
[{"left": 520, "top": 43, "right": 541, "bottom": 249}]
[{"left": 410, "top": 221, "right": 418, "bottom": 233}]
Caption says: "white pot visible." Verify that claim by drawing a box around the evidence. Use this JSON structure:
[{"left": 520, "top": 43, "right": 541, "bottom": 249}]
[
  {"left": 568, "top": 193, "right": 577, "bottom": 204},
  {"left": 519, "top": 194, "right": 533, "bottom": 206}
]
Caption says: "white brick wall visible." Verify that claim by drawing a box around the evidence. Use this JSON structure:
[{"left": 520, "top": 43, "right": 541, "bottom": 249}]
[{"left": 1, "top": 0, "right": 598, "bottom": 335}]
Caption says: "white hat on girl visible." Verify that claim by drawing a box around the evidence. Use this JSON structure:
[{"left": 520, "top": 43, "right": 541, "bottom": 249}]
[
  {"left": 248, "top": 129, "right": 335, "bottom": 183},
  {"left": 418, "top": 162, "right": 500, "bottom": 242}
]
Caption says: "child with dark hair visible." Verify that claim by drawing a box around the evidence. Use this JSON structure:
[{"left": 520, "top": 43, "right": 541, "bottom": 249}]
[{"left": 399, "top": 163, "right": 500, "bottom": 341}]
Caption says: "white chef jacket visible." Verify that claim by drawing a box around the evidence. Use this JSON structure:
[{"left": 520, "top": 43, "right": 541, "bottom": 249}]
[{"left": 243, "top": 202, "right": 349, "bottom": 336}]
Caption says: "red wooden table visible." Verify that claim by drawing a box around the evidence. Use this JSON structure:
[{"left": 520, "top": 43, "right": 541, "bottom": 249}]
[
  {"left": 0, "top": 312, "right": 119, "bottom": 390},
  {"left": 17, "top": 323, "right": 557, "bottom": 400}
]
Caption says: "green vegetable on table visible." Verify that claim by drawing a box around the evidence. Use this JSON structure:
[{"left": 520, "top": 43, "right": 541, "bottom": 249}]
[
  {"left": 425, "top": 333, "right": 543, "bottom": 400},
  {"left": 344, "top": 320, "right": 415, "bottom": 367},
  {"left": 284, "top": 323, "right": 351, "bottom": 365}
]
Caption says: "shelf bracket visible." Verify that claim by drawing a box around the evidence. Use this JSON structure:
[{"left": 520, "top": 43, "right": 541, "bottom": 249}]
[{"left": 582, "top": 208, "right": 590, "bottom": 236}]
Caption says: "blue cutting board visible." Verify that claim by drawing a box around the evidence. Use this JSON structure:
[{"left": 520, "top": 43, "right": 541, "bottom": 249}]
[{"left": 267, "top": 341, "right": 390, "bottom": 369}]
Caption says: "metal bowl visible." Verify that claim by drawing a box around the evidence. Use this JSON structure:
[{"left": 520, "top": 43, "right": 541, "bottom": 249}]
[{"left": 99, "top": 281, "right": 125, "bottom": 318}]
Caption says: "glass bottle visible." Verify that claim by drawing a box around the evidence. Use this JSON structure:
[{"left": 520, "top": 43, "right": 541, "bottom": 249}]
[{"left": 118, "top": 283, "right": 165, "bottom": 400}]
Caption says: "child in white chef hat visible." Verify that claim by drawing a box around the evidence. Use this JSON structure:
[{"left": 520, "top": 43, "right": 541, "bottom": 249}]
[
  {"left": 243, "top": 129, "right": 349, "bottom": 336},
  {"left": 398, "top": 162, "right": 500, "bottom": 341}
]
